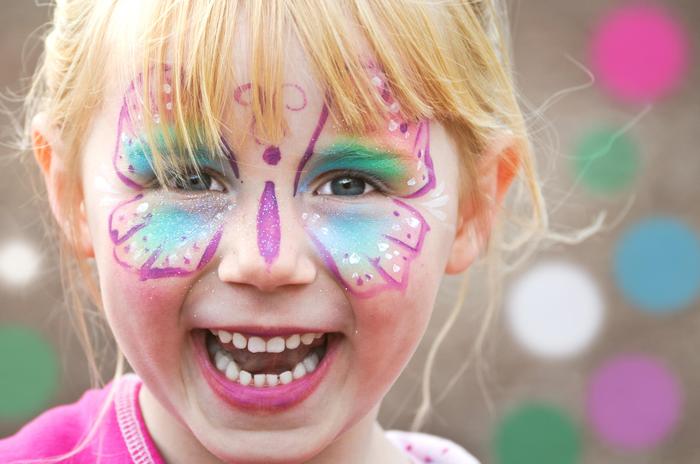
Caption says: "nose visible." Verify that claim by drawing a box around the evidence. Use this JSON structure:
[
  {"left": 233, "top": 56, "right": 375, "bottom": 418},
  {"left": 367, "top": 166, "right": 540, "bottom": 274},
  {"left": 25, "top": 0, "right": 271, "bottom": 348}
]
[{"left": 217, "top": 181, "right": 317, "bottom": 292}]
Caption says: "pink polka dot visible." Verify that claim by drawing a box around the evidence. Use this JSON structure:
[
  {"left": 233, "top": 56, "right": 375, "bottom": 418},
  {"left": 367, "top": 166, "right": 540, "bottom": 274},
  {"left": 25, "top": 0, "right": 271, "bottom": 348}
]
[
  {"left": 589, "top": 3, "right": 690, "bottom": 103},
  {"left": 586, "top": 354, "right": 683, "bottom": 450}
]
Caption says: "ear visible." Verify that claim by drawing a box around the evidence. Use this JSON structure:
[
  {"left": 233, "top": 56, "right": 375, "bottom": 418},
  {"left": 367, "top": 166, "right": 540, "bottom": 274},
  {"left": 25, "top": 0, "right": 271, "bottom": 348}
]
[
  {"left": 32, "top": 112, "right": 94, "bottom": 258},
  {"left": 444, "top": 133, "right": 521, "bottom": 274}
]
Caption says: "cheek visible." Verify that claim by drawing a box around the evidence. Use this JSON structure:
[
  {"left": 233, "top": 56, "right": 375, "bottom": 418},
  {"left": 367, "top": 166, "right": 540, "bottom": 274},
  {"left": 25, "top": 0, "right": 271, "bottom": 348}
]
[
  {"left": 301, "top": 199, "right": 430, "bottom": 297},
  {"left": 108, "top": 193, "right": 232, "bottom": 280}
]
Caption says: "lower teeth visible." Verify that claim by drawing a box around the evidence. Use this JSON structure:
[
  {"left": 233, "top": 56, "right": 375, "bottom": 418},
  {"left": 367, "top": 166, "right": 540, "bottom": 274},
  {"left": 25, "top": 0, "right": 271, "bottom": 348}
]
[{"left": 209, "top": 336, "right": 328, "bottom": 387}]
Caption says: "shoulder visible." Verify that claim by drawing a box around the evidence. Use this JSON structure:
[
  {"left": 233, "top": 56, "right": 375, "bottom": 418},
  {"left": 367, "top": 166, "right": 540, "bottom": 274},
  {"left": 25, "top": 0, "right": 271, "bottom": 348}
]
[
  {"left": 385, "top": 429, "right": 481, "bottom": 464},
  {"left": 0, "top": 375, "right": 127, "bottom": 463}
]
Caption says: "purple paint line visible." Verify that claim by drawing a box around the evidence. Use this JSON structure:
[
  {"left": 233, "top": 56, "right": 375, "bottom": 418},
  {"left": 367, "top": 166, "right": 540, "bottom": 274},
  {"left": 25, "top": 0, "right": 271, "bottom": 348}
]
[
  {"left": 257, "top": 181, "right": 281, "bottom": 267},
  {"left": 221, "top": 137, "right": 240, "bottom": 178},
  {"left": 293, "top": 104, "right": 329, "bottom": 196},
  {"left": 401, "top": 120, "right": 436, "bottom": 199},
  {"left": 113, "top": 102, "right": 143, "bottom": 190}
]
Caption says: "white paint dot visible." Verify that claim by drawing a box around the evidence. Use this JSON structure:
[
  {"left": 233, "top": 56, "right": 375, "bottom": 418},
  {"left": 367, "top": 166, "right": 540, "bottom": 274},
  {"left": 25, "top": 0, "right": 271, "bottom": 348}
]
[
  {"left": 0, "top": 240, "right": 40, "bottom": 286},
  {"left": 505, "top": 260, "right": 604, "bottom": 359}
]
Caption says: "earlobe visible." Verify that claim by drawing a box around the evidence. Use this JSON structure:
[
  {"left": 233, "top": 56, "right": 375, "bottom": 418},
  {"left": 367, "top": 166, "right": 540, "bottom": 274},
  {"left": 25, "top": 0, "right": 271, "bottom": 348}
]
[
  {"left": 31, "top": 113, "right": 94, "bottom": 258},
  {"left": 444, "top": 134, "right": 521, "bottom": 275}
]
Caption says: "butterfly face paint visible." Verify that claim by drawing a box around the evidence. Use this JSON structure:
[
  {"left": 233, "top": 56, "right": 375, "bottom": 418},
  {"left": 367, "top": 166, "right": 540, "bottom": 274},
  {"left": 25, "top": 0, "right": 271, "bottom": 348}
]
[
  {"left": 296, "top": 90, "right": 436, "bottom": 297},
  {"left": 109, "top": 67, "right": 236, "bottom": 280}
]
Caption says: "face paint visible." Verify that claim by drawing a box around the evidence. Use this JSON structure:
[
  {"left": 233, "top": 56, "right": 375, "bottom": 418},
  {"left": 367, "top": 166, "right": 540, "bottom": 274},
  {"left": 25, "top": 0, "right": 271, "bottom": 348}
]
[
  {"left": 262, "top": 145, "right": 281, "bottom": 166},
  {"left": 293, "top": 62, "right": 438, "bottom": 297},
  {"left": 301, "top": 199, "right": 430, "bottom": 297},
  {"left": 109, "top": 67, "right": 236, "bottom": 280},
  {"left": 233, "top": 82, "right": 309, "bottom": 164},
  {"left": 256, "top": 181, "right": 281, "bottom": 267},
  {"left": 297, "top": 120, "right": 434, "bottom": 297}
]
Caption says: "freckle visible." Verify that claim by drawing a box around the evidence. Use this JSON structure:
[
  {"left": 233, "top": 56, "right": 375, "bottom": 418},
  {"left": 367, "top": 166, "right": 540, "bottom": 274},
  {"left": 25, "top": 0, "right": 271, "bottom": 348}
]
[
  {"left": 393, "top": 211, "right": 399, "bottom": 216},
  {"left": 124, "top": 245, "right": 130, "bottom": 253},
  {"left": 400, "top": 122, "right": 408, "bottom": 133},
  {"left": 142, "top": 236, "right": 147, "bottom": 241},
  {"left": 181, "top": 236, "right": 187, "bottom": 241},
  {"left": 407, "top": 233, "right": 412, "bottom": 239},
  {"left": 184, "top": 257, "right": 191, "bottom": 265},
  {"left": 356, "top": 278, "right": 363, "bottom": 286},
  {"left": 344, "top": 253, "right": 349, "bottom": 258},
  {"left": 128, "top": 164, "right": 135, "bottom": 173},
  {"left": 417, "top": 149, "right": 422, "bottom": 159},
  {"left": 403, "top": 257, "right": 407, "bottom": 261},
  {"left": 365, "top": 273, "right": 372, "bottom": 280}
]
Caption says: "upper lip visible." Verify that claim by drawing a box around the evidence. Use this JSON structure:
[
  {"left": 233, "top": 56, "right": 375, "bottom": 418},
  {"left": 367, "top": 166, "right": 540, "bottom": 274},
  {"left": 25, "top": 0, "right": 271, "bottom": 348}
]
[{"left": 201, "top": 326, "right": 337, "bottom": 338}]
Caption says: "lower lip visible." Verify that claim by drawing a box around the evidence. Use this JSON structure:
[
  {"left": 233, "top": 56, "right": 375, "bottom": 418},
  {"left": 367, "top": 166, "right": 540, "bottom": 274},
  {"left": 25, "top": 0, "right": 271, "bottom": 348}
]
[{"left": 193, "top": 330, "right": 340, "bottom": 413}]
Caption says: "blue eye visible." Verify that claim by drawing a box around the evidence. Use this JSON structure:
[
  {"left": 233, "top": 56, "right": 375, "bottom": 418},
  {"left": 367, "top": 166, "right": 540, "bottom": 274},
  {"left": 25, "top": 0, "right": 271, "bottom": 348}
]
[
  {"left": 157, "top": 169, "right": 226, "bottom": 193},
  {"left": 315, "top": 170, "right": 385, "bottom": 197}
]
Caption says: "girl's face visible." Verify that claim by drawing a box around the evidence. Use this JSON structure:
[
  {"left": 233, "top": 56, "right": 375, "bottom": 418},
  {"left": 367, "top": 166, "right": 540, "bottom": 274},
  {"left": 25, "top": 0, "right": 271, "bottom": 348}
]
[{"left": 79, "top": 33, "right": 462, "bottom": 463}]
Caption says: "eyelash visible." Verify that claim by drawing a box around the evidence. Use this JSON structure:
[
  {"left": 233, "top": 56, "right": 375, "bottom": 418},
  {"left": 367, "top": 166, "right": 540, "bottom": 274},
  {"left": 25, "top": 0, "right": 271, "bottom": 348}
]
[
  {"left": 314, "top": 169, "right": 391, "bottom": 196},
  {"left": 142, "top": 168, "right": 389, "bottom": 197},
  {"left": 145, "top": 168, "right": 227, "bottom": 193}
]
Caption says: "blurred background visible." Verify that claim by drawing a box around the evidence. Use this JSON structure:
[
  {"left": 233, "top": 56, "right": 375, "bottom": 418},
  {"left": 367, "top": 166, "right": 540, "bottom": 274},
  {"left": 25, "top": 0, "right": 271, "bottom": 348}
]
[{"left": 0, "top": 1, "right": 698, "bottom": 463}]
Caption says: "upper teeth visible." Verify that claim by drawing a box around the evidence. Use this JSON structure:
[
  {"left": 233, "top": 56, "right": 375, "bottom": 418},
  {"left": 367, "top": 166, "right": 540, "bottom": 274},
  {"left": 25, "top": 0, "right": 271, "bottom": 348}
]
[{"left": 212, "top": 330, "right": 324, "bottom": 353}]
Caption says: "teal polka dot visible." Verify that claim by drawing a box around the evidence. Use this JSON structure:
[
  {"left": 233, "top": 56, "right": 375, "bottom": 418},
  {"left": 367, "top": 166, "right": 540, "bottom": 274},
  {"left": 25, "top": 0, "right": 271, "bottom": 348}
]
[
  {"left": 614, "top": 217, "right": 700, "bottom": 313},
  {"left": 0, "top": 326, "right": 59, "bottom": 420},
  {"left": 493, "top": 402, "right": 580, "bottom": 464},
  {"left": 573, "top": 127, "right": 638, "bottom": 194}
]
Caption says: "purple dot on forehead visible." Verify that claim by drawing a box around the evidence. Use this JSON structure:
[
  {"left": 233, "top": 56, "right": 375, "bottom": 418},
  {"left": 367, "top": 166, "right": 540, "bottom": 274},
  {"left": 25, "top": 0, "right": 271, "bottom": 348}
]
[
  {"left": 400, "top": 122, "right": 408, "bottom": 133},
  {"left": 262, "top": 145, "right": 281, "bottom": 166}
]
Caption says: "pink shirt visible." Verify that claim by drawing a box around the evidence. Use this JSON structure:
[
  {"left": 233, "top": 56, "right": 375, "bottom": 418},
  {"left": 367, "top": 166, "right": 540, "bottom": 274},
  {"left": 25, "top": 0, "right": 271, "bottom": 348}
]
[{"left": 0, "top": 373, "right": 479, "bottom": 463}]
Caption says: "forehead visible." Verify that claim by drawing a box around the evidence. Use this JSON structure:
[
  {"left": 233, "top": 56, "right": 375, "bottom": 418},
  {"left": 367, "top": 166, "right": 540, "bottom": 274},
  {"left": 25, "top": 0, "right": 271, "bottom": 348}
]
[{"left": 101, "top": 1, "right": 420, "bottom": 163}]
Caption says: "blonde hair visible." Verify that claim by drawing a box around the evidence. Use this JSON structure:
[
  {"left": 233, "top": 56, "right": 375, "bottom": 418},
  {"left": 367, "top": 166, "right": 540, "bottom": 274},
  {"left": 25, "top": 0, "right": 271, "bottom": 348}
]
[{"left": 14, "top": 0, "right": 601, "bottom": 461}]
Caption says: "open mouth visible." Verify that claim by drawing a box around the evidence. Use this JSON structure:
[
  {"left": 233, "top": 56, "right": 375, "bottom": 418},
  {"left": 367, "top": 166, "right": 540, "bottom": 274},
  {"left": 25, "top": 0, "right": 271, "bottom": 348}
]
[{"left": 204, "top": 329, "right": 332, "bottom": 388}]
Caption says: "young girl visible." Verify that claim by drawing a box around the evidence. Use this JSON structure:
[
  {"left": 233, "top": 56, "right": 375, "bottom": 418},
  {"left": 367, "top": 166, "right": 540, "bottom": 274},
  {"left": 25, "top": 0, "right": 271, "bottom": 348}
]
[{"left": 2, "top": 0, "right": 543, "bottom": 462}]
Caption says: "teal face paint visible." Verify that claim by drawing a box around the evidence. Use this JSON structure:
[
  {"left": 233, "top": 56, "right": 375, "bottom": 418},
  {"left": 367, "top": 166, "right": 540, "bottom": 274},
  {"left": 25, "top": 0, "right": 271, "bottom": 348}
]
[
  {"left": 297, "top": 116, "right": 434, "bottom": 297},
  {"left": 297, "top": 140, "right": 410, "bottom": 193},
  {"left": 109, "top": 67, "right": 235, "bottom": 280}
]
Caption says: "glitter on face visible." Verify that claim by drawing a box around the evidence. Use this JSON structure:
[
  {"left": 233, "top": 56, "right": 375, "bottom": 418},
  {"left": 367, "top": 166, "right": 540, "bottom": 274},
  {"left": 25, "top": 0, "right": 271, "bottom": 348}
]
[
  {"left": 257, "top": 181, "right": 281, "bottom": 267},
  {"left": 294, "top": 68, "right": 437, "bottom": 297},
  {"left": 109, "top": 66, "right": 235, "bottom": 280}
]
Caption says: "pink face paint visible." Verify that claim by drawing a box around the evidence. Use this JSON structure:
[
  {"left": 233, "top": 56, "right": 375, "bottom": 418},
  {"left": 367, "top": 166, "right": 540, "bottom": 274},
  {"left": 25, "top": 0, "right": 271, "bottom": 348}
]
[
  {"left": 257, "top": 181, "right": 281, "bottom": 267},
  {"left": 298, "top": 121, "right": 433, "bottom": 297},
  {"left": 294, "top": 66, "right": 437, "bottom": 297},
  {"left": 262, "top": 145, "right": 281, "bottom": 166},
  {"left": 234, "top": 82, "right": 309, "bottom": 164},
  {"left": 109, "top": 66, "right": 236, "bottom": 280}
]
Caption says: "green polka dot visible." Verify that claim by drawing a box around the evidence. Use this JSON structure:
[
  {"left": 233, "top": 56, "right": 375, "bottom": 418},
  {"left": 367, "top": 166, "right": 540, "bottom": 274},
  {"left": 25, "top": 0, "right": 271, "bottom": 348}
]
[
  {"left": 573, "top": 127, "right": 638, "bottom": 194},
  {"left": 0, "top": 326, "right": 59, "bottom": 420},
  {"left": 493, "top": 402, "right": 581, "bottom": 464}
]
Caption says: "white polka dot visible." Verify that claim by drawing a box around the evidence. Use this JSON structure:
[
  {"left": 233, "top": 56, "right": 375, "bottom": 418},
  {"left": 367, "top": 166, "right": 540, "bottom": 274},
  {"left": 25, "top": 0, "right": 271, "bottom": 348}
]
[
  {"left": 505, "top": 260, "right": 604, "bottom": 359},
  {"left": 0, "top": 240, "right": 40, "bottom": 286}
]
